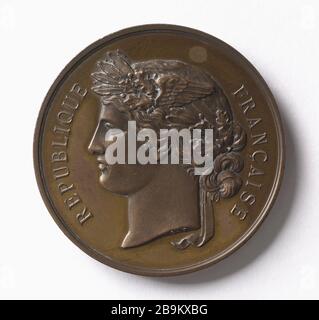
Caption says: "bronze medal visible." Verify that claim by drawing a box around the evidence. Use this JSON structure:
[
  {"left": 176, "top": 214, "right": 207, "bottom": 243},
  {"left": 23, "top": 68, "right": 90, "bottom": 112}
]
[{"left": 34, "top": 25, "right": 284, "bottom": 276}]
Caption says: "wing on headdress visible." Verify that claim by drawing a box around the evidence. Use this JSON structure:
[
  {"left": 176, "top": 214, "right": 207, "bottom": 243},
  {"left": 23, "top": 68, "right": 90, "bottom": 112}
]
[
  {"left": 135, "top": 60, "right": 216, "bottom": 109},
  {"left": 91, "top": 53, "right": 216, "bottom": 110},
  {"left": 91, "top": 50, "right": 134, "bottom": 97}
]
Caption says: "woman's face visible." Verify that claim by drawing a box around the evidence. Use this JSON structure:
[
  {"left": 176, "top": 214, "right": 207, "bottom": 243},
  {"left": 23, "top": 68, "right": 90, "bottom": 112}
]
[{"left": 88, "top": 102, "right": 156, "bottom": 195}]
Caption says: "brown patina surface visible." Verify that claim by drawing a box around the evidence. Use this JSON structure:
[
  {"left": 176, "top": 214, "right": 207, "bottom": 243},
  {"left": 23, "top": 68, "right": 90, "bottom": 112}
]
[{"left": 34, "top": 25, "right": 284, "bottom": 276}]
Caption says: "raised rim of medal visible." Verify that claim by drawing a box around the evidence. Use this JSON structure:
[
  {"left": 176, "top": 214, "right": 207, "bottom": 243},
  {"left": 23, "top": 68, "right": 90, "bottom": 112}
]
[{"left": 33, "top": 24, "right": 285, "bottom": 277}]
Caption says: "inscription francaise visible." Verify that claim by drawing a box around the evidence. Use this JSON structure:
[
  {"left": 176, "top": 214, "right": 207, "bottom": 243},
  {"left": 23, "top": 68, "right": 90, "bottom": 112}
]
[{"left": 230, "top": 84, "right": 269, "bottom": 221}]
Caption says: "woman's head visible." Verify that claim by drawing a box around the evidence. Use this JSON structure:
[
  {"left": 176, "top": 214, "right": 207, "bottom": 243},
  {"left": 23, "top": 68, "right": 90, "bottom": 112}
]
[{"left": 88, "top": 50, "right": 246, "bottom": 248}]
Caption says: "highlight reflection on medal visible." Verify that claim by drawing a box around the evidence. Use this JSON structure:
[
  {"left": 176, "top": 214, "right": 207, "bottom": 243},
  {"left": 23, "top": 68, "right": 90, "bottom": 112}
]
[{"left": 34, "top": 25, "right": 284, "bottom": 276}]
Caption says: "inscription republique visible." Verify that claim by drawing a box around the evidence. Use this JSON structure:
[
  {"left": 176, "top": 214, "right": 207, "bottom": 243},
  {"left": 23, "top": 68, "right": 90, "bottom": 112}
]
[
  {"left": 50, "top": 83, "right": 93, "bottom": 226},
  {"left": 230, "top": 84, "right": 269, "bottom": 220}
]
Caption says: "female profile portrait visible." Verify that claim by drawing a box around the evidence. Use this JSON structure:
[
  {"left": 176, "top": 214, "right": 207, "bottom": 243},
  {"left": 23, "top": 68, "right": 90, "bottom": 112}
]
[{"left": 88, "top": 50, "right": 246, "bottom": 250}]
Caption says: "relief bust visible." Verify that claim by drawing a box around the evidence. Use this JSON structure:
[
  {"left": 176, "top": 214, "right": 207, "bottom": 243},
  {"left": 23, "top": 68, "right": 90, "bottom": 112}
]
[{"left": 88, "top": 50, "right": 246, "bottom": 249}]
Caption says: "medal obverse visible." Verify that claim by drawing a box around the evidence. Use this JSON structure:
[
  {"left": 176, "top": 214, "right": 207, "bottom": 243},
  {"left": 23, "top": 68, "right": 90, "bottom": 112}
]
[{"left": 34, "top": 25, "right": 284, "bottom": 276}]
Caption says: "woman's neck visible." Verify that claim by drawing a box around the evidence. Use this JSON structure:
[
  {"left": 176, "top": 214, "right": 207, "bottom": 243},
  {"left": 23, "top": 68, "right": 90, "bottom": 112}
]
[{"left": 121, "top": 165, "right": 200, "bottom": 248}]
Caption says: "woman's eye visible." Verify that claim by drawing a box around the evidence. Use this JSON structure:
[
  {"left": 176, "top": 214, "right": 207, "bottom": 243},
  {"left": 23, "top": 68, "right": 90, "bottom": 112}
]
[{"left": 145, "top": 92, "right": 153, "bottom": 98}]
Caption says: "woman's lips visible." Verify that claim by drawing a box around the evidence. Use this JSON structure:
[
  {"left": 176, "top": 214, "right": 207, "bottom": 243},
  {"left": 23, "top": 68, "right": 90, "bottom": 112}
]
[
  {"left": 97, "top": 155, "right": 108, "bottom": 171},
  {"left": 98, "top": 163, "right": 107, "bottom": 170}
]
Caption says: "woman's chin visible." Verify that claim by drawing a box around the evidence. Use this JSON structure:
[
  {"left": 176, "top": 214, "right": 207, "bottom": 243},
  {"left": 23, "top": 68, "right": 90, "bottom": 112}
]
[
  {"left": 98, "top": 168, "right": 126, "bottom": 194},
  {"left": 98, "top": 169, "right": 111, "bottom": 189}
]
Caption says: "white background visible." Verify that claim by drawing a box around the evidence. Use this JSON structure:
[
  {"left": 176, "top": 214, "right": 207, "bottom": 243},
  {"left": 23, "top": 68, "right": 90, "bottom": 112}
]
[{"left": 0, "top": 0, "right": 318, "bottom": 300}]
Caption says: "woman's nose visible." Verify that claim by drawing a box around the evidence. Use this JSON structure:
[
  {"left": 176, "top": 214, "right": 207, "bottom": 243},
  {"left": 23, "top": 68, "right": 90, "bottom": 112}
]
[{"left": 88, "top": 123, "right": 105, "bottom": 154}]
